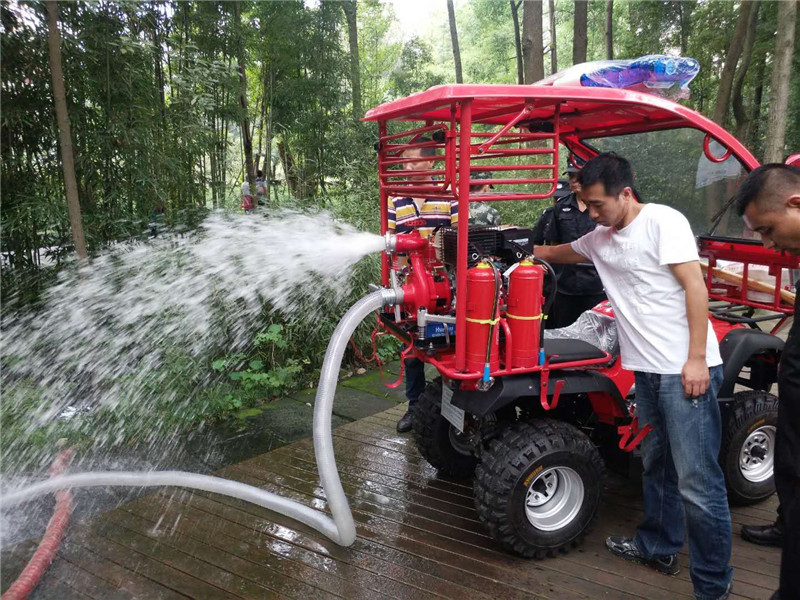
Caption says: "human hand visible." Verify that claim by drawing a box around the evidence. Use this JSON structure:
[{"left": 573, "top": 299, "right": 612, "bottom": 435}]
[{"left": 681, "top": 357, "right": 709, "bottom": 398}]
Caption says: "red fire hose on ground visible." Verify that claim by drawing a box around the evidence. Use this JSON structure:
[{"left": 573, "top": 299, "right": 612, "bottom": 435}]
[
  {"left": 2, "top": 448, "right": 75, "bottom": 600},
  {"left": 349, "top": 321, "right": 414, "bottom": 390}
]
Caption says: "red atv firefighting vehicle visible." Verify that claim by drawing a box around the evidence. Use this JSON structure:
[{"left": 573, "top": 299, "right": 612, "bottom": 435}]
[{"left": 362, "top": 83, "right": 797, "bottom": 558}]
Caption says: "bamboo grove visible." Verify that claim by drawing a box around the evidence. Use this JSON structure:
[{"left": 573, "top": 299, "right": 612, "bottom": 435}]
[{"left": 1, "top": 0, "right": 798, "bottom": 302}]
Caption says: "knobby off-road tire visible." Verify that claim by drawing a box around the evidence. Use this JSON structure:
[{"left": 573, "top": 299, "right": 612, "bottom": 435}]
[
  {"left": 720, "top": 390, "right": 778, "bottom": 505},
  {"left": 474, "top": 419, "right": 604, "bottom": 558},
  {"left": 412, "top": 377, "right": 479, "bottom": 479}
]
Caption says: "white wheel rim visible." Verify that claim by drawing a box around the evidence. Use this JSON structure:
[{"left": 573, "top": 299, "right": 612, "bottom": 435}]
[
  {"left": 739, "top": 425, "right": 776, "bottom": 483},
  {"left": 524, "top": 466, "right": 585, "bottom": 531}
]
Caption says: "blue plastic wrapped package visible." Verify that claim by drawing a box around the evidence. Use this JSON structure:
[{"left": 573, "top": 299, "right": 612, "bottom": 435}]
[{"left": 537, "top": 55, "right": 700, "bottom": 100}]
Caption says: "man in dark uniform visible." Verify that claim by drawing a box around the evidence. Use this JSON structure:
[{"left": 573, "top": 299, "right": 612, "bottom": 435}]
[
  {"left": 736, "top": 163, "right": 800, "bottom": 600},
  {"left": 532, "top": 157, "right": 606, "bottom": 329}
]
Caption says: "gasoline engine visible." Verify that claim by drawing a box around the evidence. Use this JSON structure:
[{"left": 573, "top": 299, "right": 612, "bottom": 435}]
[{"left": 382, "top": 226, "right": 550, "bottom": 385}]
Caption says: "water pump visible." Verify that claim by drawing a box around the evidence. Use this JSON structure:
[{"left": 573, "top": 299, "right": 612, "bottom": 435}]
[{"left": 382, "top": 230, "right": 545, "bottom": 384}]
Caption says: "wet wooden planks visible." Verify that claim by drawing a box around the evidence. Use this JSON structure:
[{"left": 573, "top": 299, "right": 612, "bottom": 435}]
[{"left": 4, "top": 404, "right": 781, "bottom": 600}]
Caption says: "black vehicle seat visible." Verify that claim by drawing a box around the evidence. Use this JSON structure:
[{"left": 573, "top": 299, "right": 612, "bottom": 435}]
[{"left": 543, "top": 338, "right": 608, "bottom": 364}]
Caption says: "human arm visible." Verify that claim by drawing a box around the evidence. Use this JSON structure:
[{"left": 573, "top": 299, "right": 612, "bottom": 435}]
[
  {"left": 669, "top": 260, "right": 710, "bottom": 397},
  {"left": 534, "top": 243, "right": 590, "bottom": 264}
]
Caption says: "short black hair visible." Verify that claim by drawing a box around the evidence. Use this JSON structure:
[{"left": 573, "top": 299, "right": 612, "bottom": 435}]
[
  {"left": 734, "top": 164, "right": 800, "bottom": 216},
  {"left": 257, "top": 169, "right": 263, "bottom": 178},
  {"left": 577, "top": 152, "right": 634, "bottom": 197},
  {"left": 415, "top": 136, "right": 437, "bottom": 158},
  {"left": 401, "top": 136, "right": 437, "bottom": 158}
]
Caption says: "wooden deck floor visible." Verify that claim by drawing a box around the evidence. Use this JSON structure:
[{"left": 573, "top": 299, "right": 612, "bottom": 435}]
[{"left": 3, "top": 404, "right": 781, "bottom": 599}]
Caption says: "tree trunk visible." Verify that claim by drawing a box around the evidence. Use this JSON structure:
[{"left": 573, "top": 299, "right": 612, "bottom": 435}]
[
  {"left": 255, "top": 79, "right": 265, "bottom": 173},
  {"left": 522, "top": 0, "right": 544, "bottom": 84},
  {"left": 265, "top": 66, "right": 274, "bottom": 201},
  {"left": 233, "top": 1, "right": 256, "bottom": 200},
  {"left": 548, "top": 0, "right": 557, "bottom": 74},
  {"left": 572, "top": 0, "right": 588, "bottom": 65},
  {"left": 446, "top": 0, "right": 463, "bottom": 83},
  {"left": 677, "top": 1, "right": 692, "bottom": 56},
  {"left": 278, "top": 138, "right": 299, "bottom": 199},
  {"left": 340, "top": 1, "right": 362, "bottom": 120},
  {"left": 712, "top": 0, "right": 755, "bottom": 127},
  {"left": 45, "top": 0, "right": 87, "bottom": 259},
  {"left": 210, "top": 113, "right": 219, "bottom": 208},
  {"left": 747, "top": 53, "right": 766, "bottom": 149},
  {"left": 764, "top": 0, "right": 797, "bottom": 162},
  {"left": 732, "top": 1, "right": 759, "bottom": 141},
  {"left": 511, "top": 0, "right": 524, "bottom": 84},
  {"left": 605, "top": 0, "right": 613, "bottom": 60},
  {"left": 151, "top": 9, "right": 166, "bottom": 124}
]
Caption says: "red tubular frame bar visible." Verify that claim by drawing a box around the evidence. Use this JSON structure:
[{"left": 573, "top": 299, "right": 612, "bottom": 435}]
[
  {"left": 381, "top": 123, "right": 447, "bottom": 144},
  {"left": 699, "top": 238, "right": 798, "bottom": 316},
  {"left": 383, "top": 312, "right": 613, "bottom": 382},
  {"left": 703, "top": 133, "right": 733, "bottom": 163},
  {"left": 475, "top": 104, "right": 535, "bottom": 154},
  {"left": 426, "top": 350, "right": 614, "bottom": 380},
  {"left": 454, "top": 100, "right": 472, "bottom": 371},
  {"left": 379, "top": 121, "right": 390, "bottom": 288},
  {"left": 378, "top": 104, "right": 560, "bottom": 203}
]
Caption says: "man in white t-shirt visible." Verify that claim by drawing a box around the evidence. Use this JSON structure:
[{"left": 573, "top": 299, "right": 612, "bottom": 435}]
[{"left": 534, "top": 153, "right": 732, "bottom": 600}]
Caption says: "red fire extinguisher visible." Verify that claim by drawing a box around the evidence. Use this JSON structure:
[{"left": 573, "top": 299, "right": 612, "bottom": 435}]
[
  {"left": 506, "top": 259, "right": 544, "bottom": 368},
  {"left": 465, "top": 261, "right": 500, "bottom": 376}
]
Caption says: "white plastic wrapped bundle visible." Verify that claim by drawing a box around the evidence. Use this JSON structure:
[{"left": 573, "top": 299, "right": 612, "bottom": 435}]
[{"left": 544, "top": 302, "right": 619, "bottom": 356}]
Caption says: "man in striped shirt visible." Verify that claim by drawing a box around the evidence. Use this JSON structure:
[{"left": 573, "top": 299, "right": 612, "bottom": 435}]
[
  {"left": 390, "top": 140, "right": 458, "bottom": 432},
  {"left": 387, "top": 151, "right": 459, "bottom": 237}
]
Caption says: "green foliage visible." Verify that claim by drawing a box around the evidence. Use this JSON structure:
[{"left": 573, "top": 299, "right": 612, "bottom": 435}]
[
  {"left": 209, "top": 323, "right": 306, "bottom": 418},
  {"left": 458, "top": 0, "right": 518, "bottom": 84},
  {"left": 357, "top": 0, "right": 401, "bottom": 106},
  {"left": 388, "top": 37, "right": 446, "bottom": 97},
  {"left": 374, "top": 333, "right": 403, "bottom": 364}
]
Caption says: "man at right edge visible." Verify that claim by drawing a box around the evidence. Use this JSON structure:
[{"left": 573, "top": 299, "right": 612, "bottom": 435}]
[{"left": 736, "top": 163, "right": 800, "bottom": 600}]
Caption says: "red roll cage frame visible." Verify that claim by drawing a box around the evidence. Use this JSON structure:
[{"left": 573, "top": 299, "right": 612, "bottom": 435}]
[{"left": 363, "top": 84, "right": 795, "bottom": 375}]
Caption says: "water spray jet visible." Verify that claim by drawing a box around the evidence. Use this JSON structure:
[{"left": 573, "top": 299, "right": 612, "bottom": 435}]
[{"left": 1, "top": 232, "right": 416, "bottom": 549}]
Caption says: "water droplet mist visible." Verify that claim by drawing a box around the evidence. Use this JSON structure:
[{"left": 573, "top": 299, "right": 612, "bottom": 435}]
[{"left": 1, "top": 210, "right": 385, "bottom": 474}]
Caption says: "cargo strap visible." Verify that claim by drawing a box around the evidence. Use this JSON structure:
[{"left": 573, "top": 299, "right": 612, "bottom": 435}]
[
  {"left": 505, "top": 313, "right": 543, "bottom": 320},
  {"left": 465, "top": 317, "right": 500, "bottom": 325}
]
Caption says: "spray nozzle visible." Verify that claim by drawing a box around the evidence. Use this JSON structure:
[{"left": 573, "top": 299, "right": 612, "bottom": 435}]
[{"left": 385, "top": 231, "right": 428, "bottom": 254}]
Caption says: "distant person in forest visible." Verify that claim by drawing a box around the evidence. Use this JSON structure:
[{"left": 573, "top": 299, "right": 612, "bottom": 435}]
[
  {"left": 149, "top": 202, "right": 166, "bottom": 237},
  {"left": 241, "top": 178, "right": 254, "bottom": 213},
  {"left": 255, "top": 170, "right": 267, "bottom": 207}
]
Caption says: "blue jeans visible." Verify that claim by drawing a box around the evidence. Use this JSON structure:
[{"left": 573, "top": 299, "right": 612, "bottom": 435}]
[
  {"left": 633, "top": 365, "right": 733, "bottom": 600},
  {"left": 405, "top": 357, "right": 426, "bottom": 410}
]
